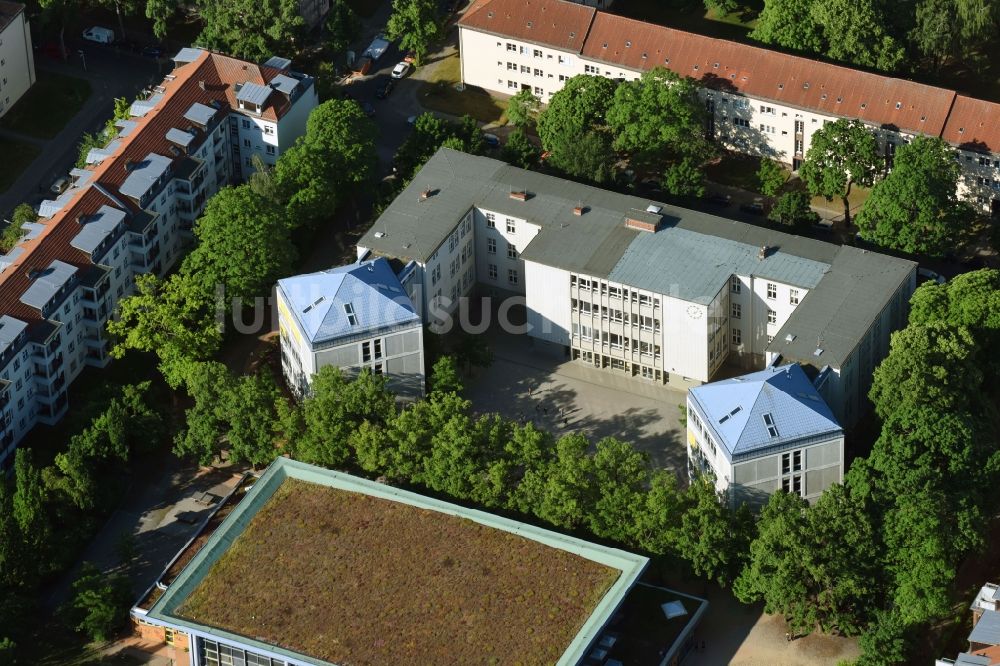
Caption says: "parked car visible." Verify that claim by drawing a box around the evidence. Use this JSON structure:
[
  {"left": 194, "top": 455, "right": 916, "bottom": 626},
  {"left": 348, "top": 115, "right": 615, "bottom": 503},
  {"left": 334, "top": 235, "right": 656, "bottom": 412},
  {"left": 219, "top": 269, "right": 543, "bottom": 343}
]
[
  {"left": 82, "top": 26, "right": 115, "bottom": 44},
  {"left": 483, "top": 133, "right": 500, "bottom": 148},
  {"left": 50, "top": 177, "right": 70, "bottom": 195},
  {"left": 739, "top": 201, "right": 765, "bottom": 215},
  {"left": 376, "top": 79, "right": 395, "bottom": 99},
  {"left": 360, "top": 101, "right": 375, "bottom": 117},
  {"left": 917, "top": 267, "right": 947, "bottom": 284},
  {"left": 391, "top": 61, "right": 412, "bottom": 79}
]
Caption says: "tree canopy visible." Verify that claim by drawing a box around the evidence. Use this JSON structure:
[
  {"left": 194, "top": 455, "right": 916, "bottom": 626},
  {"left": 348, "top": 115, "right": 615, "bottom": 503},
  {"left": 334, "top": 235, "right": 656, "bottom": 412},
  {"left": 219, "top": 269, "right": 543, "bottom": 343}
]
[
  {"left": 385, "top": 0, "right": 442, "bottom": 64},
  {"left": 196, "top": 0, "right": 305, "bottom": 61},
  {"left": 798, "top": 119, "right": 879, "bottom": 225},
  {"left": 856, "top": 136, "right": 973, "bottom": 257},
  {"left": 536, "top": 75, "right": 617, "bottom": 156}
]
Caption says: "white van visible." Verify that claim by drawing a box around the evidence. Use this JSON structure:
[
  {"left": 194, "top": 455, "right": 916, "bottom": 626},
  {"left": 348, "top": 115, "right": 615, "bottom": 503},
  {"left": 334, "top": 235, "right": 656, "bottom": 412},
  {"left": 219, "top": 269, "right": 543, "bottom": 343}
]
[{"left": 82, "top": 26, "right": 115, "bottom": 44}]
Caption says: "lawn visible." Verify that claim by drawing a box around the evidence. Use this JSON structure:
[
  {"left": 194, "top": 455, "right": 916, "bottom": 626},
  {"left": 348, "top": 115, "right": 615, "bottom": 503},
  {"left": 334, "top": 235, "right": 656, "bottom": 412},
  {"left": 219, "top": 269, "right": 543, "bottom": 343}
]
[
  {"left": 705, "top": 151, "right": 764, "bottom": 192},
  {"left": 0, "top": 71, "right": 92, "bottom": 140},
  {"left": 418, "top": 51, "right": 507, "bottom": 124},
  {"left": 0, "top": 136, "right": 40, "bottom": 191},
  {"left": 177, "top": 478, "right": 620, "bottom": 664}
]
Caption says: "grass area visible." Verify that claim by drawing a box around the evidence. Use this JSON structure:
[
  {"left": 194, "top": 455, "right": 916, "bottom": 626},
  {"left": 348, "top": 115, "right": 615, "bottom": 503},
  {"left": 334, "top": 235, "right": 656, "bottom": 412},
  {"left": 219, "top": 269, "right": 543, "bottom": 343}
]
[
  {"left": 0, "top": 136, "right": 41, "bottom": 191},
  {"left": 177, "top": 478, "right": 619, "bottom": 664},
  {"left": 810, "top": 184, "right": 872, "bottom": 219},
  {"left": 0, "top": 71, "right": 92, "bottom": 140},
  {"left": 705, "top": 152, "right": 763, "bottom": 192},
  {"left": 418, "top": 51, "right": 507, "bottom": 124}
]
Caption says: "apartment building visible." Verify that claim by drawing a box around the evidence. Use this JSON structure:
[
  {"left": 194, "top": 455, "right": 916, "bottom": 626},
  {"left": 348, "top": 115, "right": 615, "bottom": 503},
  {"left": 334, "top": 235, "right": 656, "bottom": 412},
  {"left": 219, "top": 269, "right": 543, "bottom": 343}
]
[
  {"left": 276, "top": 258, "right": 425, "bottom": 400},
  {"left": 686, "top": 363, "right": 844, "bottom": 508},
  {"left": 0, "top": 48, "right": 316, "bottom": 468},
  {"left": 358, "top": 148, "right": 916, "bottom": 428},
  {"left": 938, "top": 583, "right": 1000, "bottom": 665},
  {"left": 457, "top": 0, "right": 1000, "bottom": 215},
  {"left": 0, "top": 2, "right": 35, "bottom": 118}
]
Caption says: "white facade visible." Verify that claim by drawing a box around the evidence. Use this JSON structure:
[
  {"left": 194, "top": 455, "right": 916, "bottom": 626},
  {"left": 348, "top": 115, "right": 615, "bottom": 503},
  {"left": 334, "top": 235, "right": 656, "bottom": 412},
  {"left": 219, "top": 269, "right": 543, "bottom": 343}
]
[
  {"left": 457, "top": 19, "right": 1000, "bottom": 213},
  {"left": 0, "top": 3, "right": 35, "bottom": 119}
]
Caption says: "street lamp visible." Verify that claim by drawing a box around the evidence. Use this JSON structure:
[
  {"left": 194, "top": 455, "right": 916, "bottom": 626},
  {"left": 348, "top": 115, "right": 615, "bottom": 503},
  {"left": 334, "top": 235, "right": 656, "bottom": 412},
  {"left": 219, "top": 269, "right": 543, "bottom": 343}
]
[{"left": 78, "top": 49, "right": 87, "bottom": 72}]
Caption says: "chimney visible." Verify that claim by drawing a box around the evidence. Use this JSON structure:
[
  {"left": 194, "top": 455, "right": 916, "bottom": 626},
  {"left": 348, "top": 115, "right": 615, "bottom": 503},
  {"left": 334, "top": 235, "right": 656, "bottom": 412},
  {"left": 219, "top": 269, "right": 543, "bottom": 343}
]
[
  {"left": 572, "top": 205, "right": 586, "bottom": 216},
  {"left": 758, "top": 245, "right": 768, "bottom": 260},
  {"left": 420, "top": 188, "right": 435, "bottom": 201},
  {"left": 124, "top": 160, "right": 135, "bottom": 172},
  {"left": 509, "top": 190, "right": 529, "bottom": 201}
]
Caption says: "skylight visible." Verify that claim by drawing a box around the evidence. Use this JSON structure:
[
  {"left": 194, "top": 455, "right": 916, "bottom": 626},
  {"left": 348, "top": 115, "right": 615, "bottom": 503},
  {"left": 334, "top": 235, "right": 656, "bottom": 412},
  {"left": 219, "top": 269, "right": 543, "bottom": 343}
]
[
  {"left": 344, "top": 303, "right": 358, "bottom": 326},
  {"left": 762, "top": 413, "right": 778, "bottom": 438}
]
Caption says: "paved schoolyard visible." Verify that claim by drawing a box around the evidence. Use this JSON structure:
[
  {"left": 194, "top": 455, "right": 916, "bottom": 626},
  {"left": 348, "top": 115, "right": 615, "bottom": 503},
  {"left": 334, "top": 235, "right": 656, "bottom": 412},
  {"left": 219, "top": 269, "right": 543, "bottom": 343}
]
[{"left": 464, "top": 329, "right": 689, "bottom": 473}]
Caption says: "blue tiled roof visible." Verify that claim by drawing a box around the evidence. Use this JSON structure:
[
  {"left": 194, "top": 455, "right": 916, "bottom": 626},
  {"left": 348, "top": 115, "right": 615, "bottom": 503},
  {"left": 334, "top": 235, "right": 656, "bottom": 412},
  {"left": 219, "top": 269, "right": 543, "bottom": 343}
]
[
  {"left": 277, "top": 258, "right": 419, "bottom": 346},
  {"left": 689, "top": 363, "right": 841, "bottom": 462}
]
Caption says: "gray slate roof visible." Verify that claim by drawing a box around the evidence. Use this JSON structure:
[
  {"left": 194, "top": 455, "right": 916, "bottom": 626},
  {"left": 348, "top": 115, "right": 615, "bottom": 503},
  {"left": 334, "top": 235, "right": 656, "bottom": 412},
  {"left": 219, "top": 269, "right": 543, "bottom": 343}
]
[
  {"left": 183, "top": 102, "right": 216, "bottom": 127},
  {"left": 360, "top": 148, "right": 915, "bottom": 368},
  {"left": 269, "top": 73, "right": 299, "bottom": 95},
  {"left": 166, "top": 127, "right": 196, "bottom": 147},
  {"left": 0, "top": 315, "right": 27, "bottom": 351},
  {"left": 236, "top": 82, "right": 272, "bottom": 106},
  {"left": 71, "top": 205, "right": 126, "bottom": 255},
  {"left": 120, "top": 153, "right": 172, "bottom": 201},
  {"left": 970, "top": 610, "right": 1000, "bottom": 647},
  {"left": 20, "top": 260, "right": 78, "bottom": 311}
]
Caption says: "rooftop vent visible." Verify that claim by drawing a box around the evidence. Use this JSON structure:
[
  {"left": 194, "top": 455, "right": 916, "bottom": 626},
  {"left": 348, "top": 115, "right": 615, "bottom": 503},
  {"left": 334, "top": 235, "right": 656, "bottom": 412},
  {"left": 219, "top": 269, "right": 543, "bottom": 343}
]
[
  {"left": 25, "top": 268, "right": 42, "bottom": 281},
  {"left": 785, "top": 333, "right": 796, "bottom": 342},
  {"left": 124, "top": 159, "right": 136, "bottom": 172},
  {"left": 813, "top": 348, "right": 824, "bottom": 356},
  {"left": 757, "top": 245, "right": 768, "bottom": 260},
  {"left": 509, "top": 190, "right": 529, "bottom": 201},
  {"left": 803, "top": 82, "right": 810, "bottom": 89},
  {"left": 569, "top": 31, "right": 576, "bottom": 38},
  {"left": 374, "top": 231, "right": 386, "bottom": 238},
  {"left": 301, "top": 296, "right": 325, "bottom": 314},
  {"left": 572, "top": 205, "right": 587, "bottom": 216},
  {"left": 895, "top": 101, "right": 902, "bottom": 109},
  {"left": 646, "top": 204, "right": 662, "bottom": 214},
  {"left": 625, "top": 40, "right": 632, "bottom": 47},
  {"left": 778, "top": 83, "right": 784, "bottom": 90},
  {"left": 420, "top": 188, "right": 435, "bottom": 200},
  {"left": 198, "top": 80, "right": 206, "bottom": 91},
  {"left": 526, "top": 20, "right": 532, "bottom": 27}
]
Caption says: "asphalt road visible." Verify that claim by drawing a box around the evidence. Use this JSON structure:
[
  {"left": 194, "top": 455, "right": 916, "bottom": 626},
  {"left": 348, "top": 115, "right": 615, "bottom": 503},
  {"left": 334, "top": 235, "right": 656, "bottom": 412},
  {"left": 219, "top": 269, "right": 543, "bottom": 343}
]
[{"left": 0, "top": 43, "right": 161, "bottom": 220}]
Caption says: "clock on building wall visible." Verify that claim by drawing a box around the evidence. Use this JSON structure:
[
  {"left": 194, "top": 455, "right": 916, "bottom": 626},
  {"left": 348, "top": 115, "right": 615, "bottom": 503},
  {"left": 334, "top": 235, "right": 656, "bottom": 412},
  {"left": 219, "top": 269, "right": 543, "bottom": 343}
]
[{"left": 687, "top": 305, "right": 703, "bottom": 319}]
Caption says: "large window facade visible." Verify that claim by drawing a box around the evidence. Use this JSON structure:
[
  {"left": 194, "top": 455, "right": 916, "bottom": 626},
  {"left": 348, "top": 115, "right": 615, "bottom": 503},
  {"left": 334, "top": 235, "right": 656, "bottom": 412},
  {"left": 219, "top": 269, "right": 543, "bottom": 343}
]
[{"left": 199, "top": 637, "right": 288, "bottom": 666}]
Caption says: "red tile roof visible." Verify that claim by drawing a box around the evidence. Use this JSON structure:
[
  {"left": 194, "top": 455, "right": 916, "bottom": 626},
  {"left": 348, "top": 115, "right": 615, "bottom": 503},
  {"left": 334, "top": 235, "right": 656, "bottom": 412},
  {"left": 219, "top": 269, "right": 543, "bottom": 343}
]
[
  {"left": 0, "top": 50, "right": 294, "bottom": 322},
  {"left": 459, "top": 0, "right": 595, "bottom": 51},
  {"left": 941, "top": 95, "right": 1000, "bottom": 153},
  {"left": 581, "top": 12, "right": 957, "bottom": 138}
]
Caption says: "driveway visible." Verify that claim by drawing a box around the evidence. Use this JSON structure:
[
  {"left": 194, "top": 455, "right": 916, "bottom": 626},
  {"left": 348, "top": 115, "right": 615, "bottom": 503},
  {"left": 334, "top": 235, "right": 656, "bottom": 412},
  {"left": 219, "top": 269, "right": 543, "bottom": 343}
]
[{"left": 0, "top": 46, "right": 160, "bottom": 220}]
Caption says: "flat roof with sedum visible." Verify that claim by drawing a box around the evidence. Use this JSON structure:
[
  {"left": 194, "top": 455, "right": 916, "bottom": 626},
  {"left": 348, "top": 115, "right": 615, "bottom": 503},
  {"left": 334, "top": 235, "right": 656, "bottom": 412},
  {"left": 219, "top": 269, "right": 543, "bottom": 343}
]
[{"left": 143, "top": 457, "right": 648, "bottom": 665}]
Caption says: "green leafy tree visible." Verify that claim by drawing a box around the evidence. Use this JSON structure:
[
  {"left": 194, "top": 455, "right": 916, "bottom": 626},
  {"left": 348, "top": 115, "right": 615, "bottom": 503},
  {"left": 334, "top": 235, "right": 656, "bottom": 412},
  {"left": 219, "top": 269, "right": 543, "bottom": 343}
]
[
  {"left": 275, "top": 99, "right": 377, "bottom": 228},
  {"left": 12, "top": 450, "right": 51, "bottom": 556},
  {"left": 221, "top": 373, "right": 281, "bottom": 467},
  {"left": 735, "top": 485, "right": 879, "bottom": 636},
  {"left": 66, "top": 562, "right": 133, "bottom": 642},
  {"left": 75, "top": 131, "right": 107, "bottom": 169},
  {"left": 856, "top": 136, "right": 973, "bottom": 256},
  {"left": 506, "top": 89, "right": 540, "bottom": 128},
  {"left": 501, "top": 128, "right": 538, "bottom": 169},
  {"left": 0, "top": 204, "right": 35, "bottom": 252},
  {"left": 146, "top": 0, "right": 178, "bottom": 39},
  {"left": 634, "top": 470, "right": 687, "bottom": 555},
  {"left": 455, "top": 334, "right": 494, "bottom": 374},
  {"left": 537, "top": 75, "right": 617, "bottom": 155},
  {"left": 196, "top": 0, "right": 305, "bottom": 61},
  {"left": 606, "top": 67, "right": 709, "bottom": 167},
  {"left": 910, "top": 0, "right": 961, "bottom": 70},
  {"left": 385, "top": 0, "right": 442, "bottom": 64},
  {"left": 675, "top": 477, "right": 751, "bottom": 586},
  {"left": 423, "top": 396, "right": 490, "bottom": 499},
  {"left": 94, "top": 0, "right": 137, "bottom": 43},
  {"left": 535, "top": 433, "right": 596, "bottom": 529},
  {"left": 394, "top": 113, "right": 484, "bottom": 179},
  {"left": 768, "top": 191, "right": 820, "bottom": 227},
  {"left": 663, "top": 157, "right": 706, "bottom": 197},
  {"left": 750, "top": 0, "right": 824, "bottom": 51},
  {"left": 550, "top": 130, "right": 616, "bottom": 184},
  {"left": 756, "top": 158, "right": 787, "bottom": 196},
  {"left": 0, "top": 483, "right": 31, "bottom": 589},
  {"left": 108, "top": 273, "right": 222, "bottom": 388},
  {"left": 430, "top": 355, "right": 463, "bottom": 395},
  {"left": 811, "top": 0, "right": 906, "bottom": 71},
  {"left": 182, "top": 184, "right": 296, "bottom": 303},
  {"left": 38, "top": 0, "right": 79, "bottom": 59},
  {"left": 798, "top": 119, "right": 879, "bottom": 226},
  {"left": 704, "top": 0, "right": 739, "bottom": 15},
  {"left": 856, "top": 609, "right": 911, "bottom": 665},
  {"left": 325, "top": 0, "right": 360, "bottom": 53},
  {"left": 588, "top": 438, "right": 648, "bottom": 543},
  {"left": 172, "top": 361, "right": 232, "bottom": 464}
]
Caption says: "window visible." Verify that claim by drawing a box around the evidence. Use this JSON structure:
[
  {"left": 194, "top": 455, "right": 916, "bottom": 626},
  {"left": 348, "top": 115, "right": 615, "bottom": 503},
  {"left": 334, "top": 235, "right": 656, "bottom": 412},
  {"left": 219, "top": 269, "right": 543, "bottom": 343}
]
[
  {"left": 488, "top": 263, "right": 498, "bottom": 280},
  {"left": 485, "top": 212, "right": 496, "bottom": 228},
  {"left": 487, "top": 238, "right": 496, "bottom": 254},
  {"left": 508, "top": 268, "right": 519, "bottom": 285},
  {"left": 520, "top": 64, "right": 530, "bottom": 73},
  {"left": 266, "top": 145, "right": 275, "bottom": 155},
  {"left": 794, "top": 120, "right": 804, "bottom": 133},
  {"left": 241, "top": 119, "right": 251, "bottom": 129},
  {"left": 533, "top": 68, "right": 543, "bottom": 77},
  {"left": 508, "top": 80, "right": 518, "bottom": 89},
  {"left": 794, "top": 139, "right": 804, "bottom": 154},
  {"left": 263, "top": 125, "right": 274, "bottom": 135},
  {"left": 763, "top": 413, "right": 779, "bottom": 437},
  {"left": 506, "top": 42, "right": 517, "bottom": 51},
  {"left": 507, "top": 62, "right": 517, "bottom": 70},
  {"left": 733, "top": 118, "right": 750, "bottom": 128},
  {"left": 760, "top": 104, "right": 776, "bottom": 115},
  {"left": 759, "top": 124, "right": 776, "bottom": 134},
  {"left": 573, "top": 323, "right": 594, "bottom": 340},
  {"left": 731, "top": 303, "right": 741, "bottom": 318},
  {"left": 782, "top": 475, "right": 803, "bottom": 495},
  {"left": 373, "top": 338, "right": 382, "bottom": 360},
  {"left": 507, "top": 243, "right": 517, "bottom": 259},
  {"left": 243, "top": 138, "right": 251, "bottom": 147},
  {"left": 790, "top": 288, "right": 800, "bottom": 305},
  {"left": 533, "top": 48, "right": 542, "bottom": 58},
  {"left": 766, "top": 282, "right": 777, "bottom": 299},
  {"left": 732, "top": 328, "right": 741, "bottom": 345},
  {"left": 584, "top": 64, "right": 599, "bottom": 74},
  {"left": 730, "top": 276, "right": 741, "bottom": 293},
  {"left": 534, "top": 86, "right": 544, "bottom": 95},
  {"left": 767, "top": 309, "right": 777, "bottom": 324},
  {"left": 506, "top": 219, "right": 516, "bottom": 233}
]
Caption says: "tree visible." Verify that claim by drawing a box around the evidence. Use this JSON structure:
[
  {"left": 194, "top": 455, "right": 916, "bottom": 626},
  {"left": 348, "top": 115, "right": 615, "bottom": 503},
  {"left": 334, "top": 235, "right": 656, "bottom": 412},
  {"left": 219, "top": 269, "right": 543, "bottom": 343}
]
[
  {"left": 385, "top": 0, "right": 442, "bottom": 65},
  {"left": 275, "top": 99, "right": 377, "bottom": 228},
  {"left": 38, "top": 0, "right": 79, "bottom": 59},
  {"left": 182, "top": 184, "right": 296, "bottom": 303},
  {"left": 394, "top": 113, "right": 484, "bottom": 179},
  {"left": 768, "top": 191, "right": 820, "bottom": 227},
  {"left": 856, "top": 136, "right": 973, "bottom": 257},
  {"left": 455, "top": 334, "right": 493, "bottom": 374},
  {"left": 674, "top": 477, "right": 751, "bottom": 586},
  {"left": 549, "top": 130, "right": 616, "bottom": 184},
  {"left": 506, "top": 90, "right": 540, "bottom": 128},
  {"left": 633, "top": 470, "right": 687, "bottom": 556},
  {"left": 108, "top": 273, "right": 222, "bottom": 388},
  {"left": 606, "top": 67, "right": 709, "bottom": 167},
  {"left": 662, "top": 157, "right": 706, "bottom": 197},
  {"left": 588, "top": 438, "right": 649, "bottom": 543},
  {"left": 811, "top": 0, "right": 906, "bottom": 71},
  {"left": 537, "top": 75, "right": 617, "bottom": 155},
  {"left": 325, "top": 0, "right": 360, "bottom": 53},
  {"left": 172, "top": 361, "right": 233, "bottom": 464},
  {"left": 798, "top": 119, "right": 879, "bottom": 226},
  {"left": 220, "top": 373, "right": 281, "bottom": 467},
  {"left": 704, "top": 0, "right": 739, "bottom": 15},
  {"left": 146, "top": 0, "right": 178, "bottom": 39},
  {"left": 75, "top": 131, "right": 107, "bottom": 169},
  {"left": 0, "top": 204, "right": 35, "bottom": 253},
  {"left": 430, "top": 356, "right": 463, "bottom": 395},
  {"left": 94, "top": 0, "right": 137, "bottom": 42},
  {"left": 735, "top": 485, "right": 880, "bottom": 636},
  {"left": 501, "top": 128, "right": 538, "bottom": 169},
  {"left": 910, "top": 0, "right": 961, "bottom": 70},
  {"left": 66, "top": 563, "right": 133, "bottom": 642},
  {"left": 13, "top": 450, "right": 51, "bottom": 555},
  {"left": 856, "top": 609, "right": 911, "bottom": 665},
  {"left": 750, "top": 0, "right": 824, "bottom": 52},
  {"left": 756, "top": 158, "right": 787, "bottom": 196},
  {"left": 534, "top": 433, "right": 596, "bottom": 530},
  {"left": 196, "top": 0, "right": 305, "bottom": 61}
]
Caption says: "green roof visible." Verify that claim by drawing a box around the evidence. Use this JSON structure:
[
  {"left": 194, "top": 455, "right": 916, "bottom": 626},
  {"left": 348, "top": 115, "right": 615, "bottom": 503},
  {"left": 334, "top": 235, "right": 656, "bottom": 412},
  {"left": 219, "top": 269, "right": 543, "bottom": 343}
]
[{"left": 143, "top": 458, "right": 648, "bottom": 666}]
